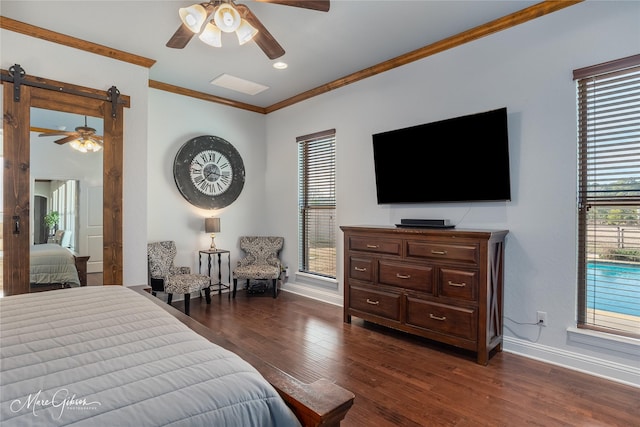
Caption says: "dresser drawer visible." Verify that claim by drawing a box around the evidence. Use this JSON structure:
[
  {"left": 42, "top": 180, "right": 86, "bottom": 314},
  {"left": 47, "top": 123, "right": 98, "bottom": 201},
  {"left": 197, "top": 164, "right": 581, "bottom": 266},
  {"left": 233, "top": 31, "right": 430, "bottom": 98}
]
[
  {"left": 349, "top": 236, "right": 402, "bottom": 255},
  {"left": 379, "top": 261, "right": 433, "bottom": 294},
  {"left": 348, "top": 257, "right": 374, "bottom": 282},
  {"left": 405, "top": 298, "right": 477, "bottom": 341},
  {"left": 406, "top": 241, "right": 478, "bottom": 264},
  {"left": 350, "top": 285, "right": 401, "bottom": 321},
  {"left": 439, "top": 268, "right": 478, "bottom": 301}
]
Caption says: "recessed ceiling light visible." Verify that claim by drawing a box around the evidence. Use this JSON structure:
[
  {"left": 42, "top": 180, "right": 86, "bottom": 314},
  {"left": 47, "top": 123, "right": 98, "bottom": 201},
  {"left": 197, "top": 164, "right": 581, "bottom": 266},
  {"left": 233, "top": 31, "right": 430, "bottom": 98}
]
[{"left": 273, "top": 62, "right": 288, "bottom": 70}]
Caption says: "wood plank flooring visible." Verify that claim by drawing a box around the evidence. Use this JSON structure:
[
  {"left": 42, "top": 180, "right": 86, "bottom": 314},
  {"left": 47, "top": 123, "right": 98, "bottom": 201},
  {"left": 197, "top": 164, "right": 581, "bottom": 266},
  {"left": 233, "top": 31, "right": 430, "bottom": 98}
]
[{"left": 178, "top": 290, "right": 638, "bottom": 427}]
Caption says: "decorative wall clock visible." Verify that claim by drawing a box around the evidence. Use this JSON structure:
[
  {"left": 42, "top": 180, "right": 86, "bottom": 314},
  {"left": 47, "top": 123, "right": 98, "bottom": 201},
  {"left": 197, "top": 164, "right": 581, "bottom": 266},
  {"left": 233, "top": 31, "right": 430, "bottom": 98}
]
[{"left": 173, "top": 135, "right": 245, "bottom": 209}]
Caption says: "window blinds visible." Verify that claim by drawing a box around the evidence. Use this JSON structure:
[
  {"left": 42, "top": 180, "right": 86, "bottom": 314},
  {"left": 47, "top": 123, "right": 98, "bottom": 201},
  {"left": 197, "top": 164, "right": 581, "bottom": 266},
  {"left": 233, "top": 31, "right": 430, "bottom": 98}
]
[
  {"left": 297, "top": 129, "right": 336, "bottom": 278},
  {"left": 575, "top": 55, "right": 640, "bottom": 337}
]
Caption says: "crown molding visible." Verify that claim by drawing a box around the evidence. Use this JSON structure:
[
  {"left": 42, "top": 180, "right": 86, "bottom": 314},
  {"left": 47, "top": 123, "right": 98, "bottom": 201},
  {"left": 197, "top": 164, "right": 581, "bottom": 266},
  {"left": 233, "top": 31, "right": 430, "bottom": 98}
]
[
  {"left": 1, "top": 1, "right": 583, "bottom": 114},
  {"left": 0, "top": 16, "right": 155, "bottom": 69}
]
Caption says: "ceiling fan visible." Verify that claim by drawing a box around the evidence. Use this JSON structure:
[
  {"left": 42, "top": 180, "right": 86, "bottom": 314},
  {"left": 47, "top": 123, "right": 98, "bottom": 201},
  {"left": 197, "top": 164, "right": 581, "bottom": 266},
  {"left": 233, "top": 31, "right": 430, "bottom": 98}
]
[
  {"left": 38, "top": 116, "right": 103, "bottom": 152},
  {"left": 167, "top": 0, "right": 330, "bottom": 59}
]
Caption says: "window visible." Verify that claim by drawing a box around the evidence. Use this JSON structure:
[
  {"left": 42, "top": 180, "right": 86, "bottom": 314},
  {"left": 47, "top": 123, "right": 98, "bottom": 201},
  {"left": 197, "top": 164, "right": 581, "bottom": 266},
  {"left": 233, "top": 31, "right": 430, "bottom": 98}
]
[
  {"left": 575, "top": 54, "right": 640, "bottom": 338},
  {"left": 297, "top": 129, "right": 336, "bottom": 279},
  {"left": 51, "top": 180, "right": 78, "bottom": 250}
]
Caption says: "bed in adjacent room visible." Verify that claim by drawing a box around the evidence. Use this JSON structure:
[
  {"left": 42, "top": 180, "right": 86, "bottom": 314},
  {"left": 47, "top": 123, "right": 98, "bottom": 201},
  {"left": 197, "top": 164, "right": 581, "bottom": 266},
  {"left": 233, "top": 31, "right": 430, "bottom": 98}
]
[
  {"left": 0, "top": 285, "right": 354, "bottom": 426},
  {"left": 29, "top": 243, "right": 80, "bottom": 288}
]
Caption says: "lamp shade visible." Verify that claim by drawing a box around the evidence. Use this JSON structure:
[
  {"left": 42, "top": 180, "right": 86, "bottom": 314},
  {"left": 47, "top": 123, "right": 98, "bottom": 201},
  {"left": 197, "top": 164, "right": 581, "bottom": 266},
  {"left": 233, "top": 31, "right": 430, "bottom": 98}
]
[
  {"left": 179, "top": 4, "right": 208, "bottom": 33},
  {"left": 205, "top": 217, "right": 221, "bottom": 233},
  {"left": 236, "top": 19, "right": 258, "bottom": 45},
  {"left": 214, "top": 3, "right": 241, "bottom": 33},
  {"left": 199, "top": 22, "right": 222, "bottom": 47}
]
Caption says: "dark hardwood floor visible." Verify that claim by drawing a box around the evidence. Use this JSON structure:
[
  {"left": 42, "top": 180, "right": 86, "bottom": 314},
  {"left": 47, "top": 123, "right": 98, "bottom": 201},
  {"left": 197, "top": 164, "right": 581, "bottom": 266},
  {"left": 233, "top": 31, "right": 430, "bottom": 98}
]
[{"left": 176, "top": 289, "right": 638, "bottom": 426}]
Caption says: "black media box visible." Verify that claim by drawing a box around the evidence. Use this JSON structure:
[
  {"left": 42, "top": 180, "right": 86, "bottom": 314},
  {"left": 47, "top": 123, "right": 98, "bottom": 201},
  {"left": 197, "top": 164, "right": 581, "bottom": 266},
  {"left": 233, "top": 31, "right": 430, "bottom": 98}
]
[{"left": 396, "top": 219, "right": 455, "bottom": 229}]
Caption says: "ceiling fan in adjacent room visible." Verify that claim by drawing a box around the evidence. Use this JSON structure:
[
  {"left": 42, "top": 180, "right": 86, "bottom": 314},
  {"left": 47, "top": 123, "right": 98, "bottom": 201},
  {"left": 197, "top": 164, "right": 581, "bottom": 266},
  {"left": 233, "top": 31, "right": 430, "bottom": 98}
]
[
  {"left": 167, "top": 0, "right": 330, "bottom": 59},
  {"left": 37, "top": 116, "right": 103, "bottom": 153}
]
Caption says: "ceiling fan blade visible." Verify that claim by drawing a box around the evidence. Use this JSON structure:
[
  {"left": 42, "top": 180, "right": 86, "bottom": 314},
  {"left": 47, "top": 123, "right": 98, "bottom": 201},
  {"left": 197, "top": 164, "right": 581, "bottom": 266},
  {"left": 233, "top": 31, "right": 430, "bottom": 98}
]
[
  {"left": 38, "top": 131, "right": 74, "bottom": 137},
  {"left": 166, "top": 23, "right": 196, "bottom": 49},
  {"left": 235, "top": 4, "right": 285, "bottom": 60},
  {"left": 54, "top": 134, "right": 81, "bottom": 145},
  {"left": 166, "top": 3, "right": 217, "bottom": 49},
  {"left": 255, "top": 0, "right": 329, "bottom": 12}
]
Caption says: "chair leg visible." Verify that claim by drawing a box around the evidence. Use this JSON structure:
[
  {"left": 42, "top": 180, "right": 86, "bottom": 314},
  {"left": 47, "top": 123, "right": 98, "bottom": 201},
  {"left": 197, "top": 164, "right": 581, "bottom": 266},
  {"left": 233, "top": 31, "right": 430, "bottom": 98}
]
[
  {"left": 272, "top": 278, "right": 277, "bottom": 298},
  {"left": 232, "top": 279, "right": 237, "bottom": 298},
  {"left": 167, "top": 293, "right": 173, "bottom": 305},
  {"left": 184, "top": 293, "right": 190, "bottom": 316},
  {"left": 204, "top": 286, "right": 211, "bottom": 304}
]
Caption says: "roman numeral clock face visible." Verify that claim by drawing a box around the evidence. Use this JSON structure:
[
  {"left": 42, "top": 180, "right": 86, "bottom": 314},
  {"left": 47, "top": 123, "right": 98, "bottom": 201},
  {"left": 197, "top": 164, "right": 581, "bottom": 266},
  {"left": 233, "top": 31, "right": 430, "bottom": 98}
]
[
  {"left": 173, "top": 135, "right": 245, "bottom": 209},
  {"left": 190, "top": 150, "right": 232, "bottom": 196}
]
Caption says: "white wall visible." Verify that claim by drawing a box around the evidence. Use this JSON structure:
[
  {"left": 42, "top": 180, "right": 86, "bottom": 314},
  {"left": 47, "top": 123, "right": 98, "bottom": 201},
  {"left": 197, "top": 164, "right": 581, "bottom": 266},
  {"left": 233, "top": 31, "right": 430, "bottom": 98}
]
[
  {"left": 1, "top": 30, "right": 150, "bottom": 285},
  {"left": 146, "top": 89, "right": 266, "bottom": 276},
  {"left": 264, "top": 1, "right": 640, "bottom": 386}
]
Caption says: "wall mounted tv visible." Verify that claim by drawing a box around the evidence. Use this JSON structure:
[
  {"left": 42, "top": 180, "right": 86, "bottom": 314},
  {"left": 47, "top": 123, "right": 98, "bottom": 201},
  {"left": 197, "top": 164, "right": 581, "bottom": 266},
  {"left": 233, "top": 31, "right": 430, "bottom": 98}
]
[{"left": 372, "top": 107, "right": 511, "bottom": 204}]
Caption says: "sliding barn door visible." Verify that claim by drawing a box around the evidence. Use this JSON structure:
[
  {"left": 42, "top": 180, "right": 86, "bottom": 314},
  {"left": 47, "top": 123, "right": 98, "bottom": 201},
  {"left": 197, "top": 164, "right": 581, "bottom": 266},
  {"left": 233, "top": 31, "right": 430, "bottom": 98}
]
[{"left": 2, "top": 69, "right": 127, "bottom": 295}]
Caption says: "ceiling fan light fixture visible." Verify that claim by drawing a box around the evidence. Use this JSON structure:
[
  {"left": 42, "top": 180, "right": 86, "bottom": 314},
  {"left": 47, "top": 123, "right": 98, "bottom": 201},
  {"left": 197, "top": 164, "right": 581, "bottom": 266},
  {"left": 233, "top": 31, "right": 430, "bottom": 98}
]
[
  {"left": 214, "top": 3, "right": 241, "bottom": 33},
  {"left": 69, "top": 138, "right": 102, "bottom": 153},
  {"left": 236, "top": 19, "right": 258, "bottom": 45},
  {"left": 88, "top": 142, "right": 103, "bottom": 152},
  {"left": 199, "top": 21, "right": 223, "bottom": 47},
  {"left": 179, "top": 4, "right": 208, "bottom": 33},
  {"left": 69, "top": 139, "right": 84, "bottom": 152}
]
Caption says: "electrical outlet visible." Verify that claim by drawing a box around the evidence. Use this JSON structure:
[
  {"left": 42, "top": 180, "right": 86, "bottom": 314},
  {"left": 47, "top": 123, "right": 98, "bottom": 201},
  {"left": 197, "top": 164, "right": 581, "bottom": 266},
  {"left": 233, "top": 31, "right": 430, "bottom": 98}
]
[{"left": 537, "top": 311, "right": 547, "bottom": 326}]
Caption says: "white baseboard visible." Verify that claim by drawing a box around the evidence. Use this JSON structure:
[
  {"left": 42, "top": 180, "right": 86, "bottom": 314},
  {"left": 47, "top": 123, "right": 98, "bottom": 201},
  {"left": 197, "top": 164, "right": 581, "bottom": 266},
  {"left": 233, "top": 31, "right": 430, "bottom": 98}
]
[
  {"left": 503, "top": 336, "right": 640, "bottom": 388},
  {"left": 280, "top": 282, "right": 343, "bottom": 307}
]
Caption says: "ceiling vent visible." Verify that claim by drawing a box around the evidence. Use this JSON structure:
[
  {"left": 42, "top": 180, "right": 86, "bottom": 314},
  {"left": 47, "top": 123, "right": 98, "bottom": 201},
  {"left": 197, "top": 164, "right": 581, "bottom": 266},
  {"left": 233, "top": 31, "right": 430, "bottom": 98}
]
[{"left": 210, "top": 74, "right": 269, "bottom": 95}]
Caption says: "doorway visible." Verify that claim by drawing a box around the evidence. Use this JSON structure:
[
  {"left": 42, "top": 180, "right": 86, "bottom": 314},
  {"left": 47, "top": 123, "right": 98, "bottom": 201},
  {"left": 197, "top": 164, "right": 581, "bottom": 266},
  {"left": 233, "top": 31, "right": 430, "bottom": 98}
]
[{"left": 33, "top": 195, "right": 47, "bottom": 244}]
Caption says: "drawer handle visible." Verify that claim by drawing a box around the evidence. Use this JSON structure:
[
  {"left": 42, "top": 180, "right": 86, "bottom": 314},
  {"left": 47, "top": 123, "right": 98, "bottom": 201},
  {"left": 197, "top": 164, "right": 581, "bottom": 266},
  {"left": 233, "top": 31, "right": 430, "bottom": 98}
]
[
  {"left": 448, "top": 281, "right": 466, "bottom": 288},
  {"left": 431, "top": 250, "right": 448, "bottom": 255},
  {"left": 366, "top": 244, "right": 380, "bottom": 249},
  {"left": 354, "top": 267, "right": 367, "bottom": 272},
  {"left": 429, "top": 313, "right": 446, "bottom": 321},
  {"left": 366, "top": 299, "right": 380, "bottom": 305},
  {"left": 396, "top": 273, "right": 411, "bottom": 279}
]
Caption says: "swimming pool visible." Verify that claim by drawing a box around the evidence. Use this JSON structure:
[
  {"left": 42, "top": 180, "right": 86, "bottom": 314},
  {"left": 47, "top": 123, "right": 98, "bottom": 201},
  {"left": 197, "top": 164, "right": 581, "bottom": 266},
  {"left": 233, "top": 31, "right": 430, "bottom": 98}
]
[{"left": 587, "top": 262, "right": 640, "bottom": 317}]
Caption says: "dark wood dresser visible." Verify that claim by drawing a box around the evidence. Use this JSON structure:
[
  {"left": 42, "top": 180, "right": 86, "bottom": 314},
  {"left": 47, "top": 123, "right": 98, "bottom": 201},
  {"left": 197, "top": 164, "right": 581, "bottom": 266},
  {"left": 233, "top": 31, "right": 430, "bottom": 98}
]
[{"left": 341, "top": 225, "right": 508, "bottom": 365}]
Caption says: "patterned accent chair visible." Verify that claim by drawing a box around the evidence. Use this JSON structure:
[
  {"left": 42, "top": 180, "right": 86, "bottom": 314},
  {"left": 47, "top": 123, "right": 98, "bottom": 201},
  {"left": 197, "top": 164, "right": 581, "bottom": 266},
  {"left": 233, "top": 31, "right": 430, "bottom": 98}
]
[
  {"left": 232, "top": 236, "right": 284, "bottom": 299},
  {"left": 147, "top": 241, "right": 211, "bottom": 316}
]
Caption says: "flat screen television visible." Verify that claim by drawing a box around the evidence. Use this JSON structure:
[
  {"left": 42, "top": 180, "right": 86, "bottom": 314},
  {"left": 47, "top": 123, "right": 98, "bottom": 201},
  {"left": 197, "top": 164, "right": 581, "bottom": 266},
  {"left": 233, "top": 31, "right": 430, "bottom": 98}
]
[{"left": 372, "top": 107, "right": 511, "bottom": 204}]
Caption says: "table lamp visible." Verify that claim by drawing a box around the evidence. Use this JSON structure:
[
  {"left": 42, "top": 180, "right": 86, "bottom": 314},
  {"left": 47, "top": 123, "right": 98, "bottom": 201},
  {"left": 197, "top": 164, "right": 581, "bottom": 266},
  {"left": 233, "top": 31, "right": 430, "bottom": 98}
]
[{"left": 205, "top": 217, "right": 220, "bottom": 250}]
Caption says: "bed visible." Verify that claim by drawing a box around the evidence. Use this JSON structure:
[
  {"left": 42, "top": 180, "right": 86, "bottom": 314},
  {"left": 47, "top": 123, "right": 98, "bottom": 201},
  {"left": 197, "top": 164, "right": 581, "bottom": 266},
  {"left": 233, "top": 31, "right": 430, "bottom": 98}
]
[
  {"left": 0, "top": 285, "right": 354, "bottom": 426},
  {"left": 29, "top": 243, "right": 81, "bottom": 288}
]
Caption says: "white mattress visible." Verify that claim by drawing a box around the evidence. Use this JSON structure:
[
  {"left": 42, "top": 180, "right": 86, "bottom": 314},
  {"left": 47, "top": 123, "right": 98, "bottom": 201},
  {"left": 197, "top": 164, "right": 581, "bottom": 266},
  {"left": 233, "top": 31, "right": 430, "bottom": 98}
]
[{"left": 0, "top": 286, "right": 301, "bottom": 426}]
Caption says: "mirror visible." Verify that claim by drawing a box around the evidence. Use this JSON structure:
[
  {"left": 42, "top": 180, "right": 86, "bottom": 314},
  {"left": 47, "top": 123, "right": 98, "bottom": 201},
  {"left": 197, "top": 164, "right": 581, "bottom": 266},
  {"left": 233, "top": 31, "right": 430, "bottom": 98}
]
[
  {"left": 30, "top": 109, "right": 104, "bottom": 285},
  {"left": 33, "top": 179, "right": 79, "bottom": 247},
  {"left": 2, "top": 72, "right": 125, "bottom": 295}
]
